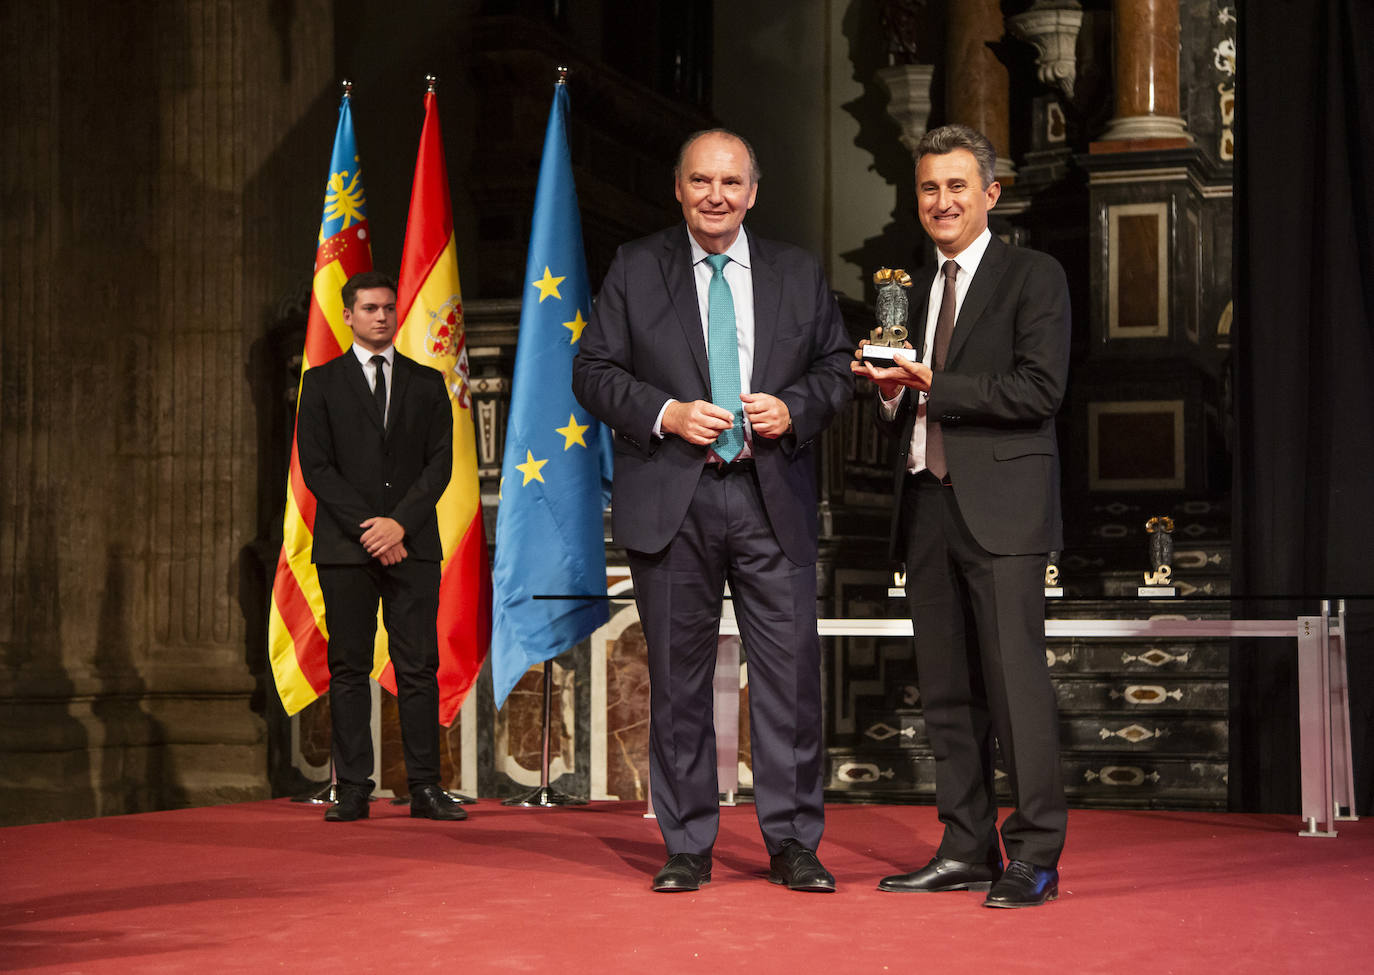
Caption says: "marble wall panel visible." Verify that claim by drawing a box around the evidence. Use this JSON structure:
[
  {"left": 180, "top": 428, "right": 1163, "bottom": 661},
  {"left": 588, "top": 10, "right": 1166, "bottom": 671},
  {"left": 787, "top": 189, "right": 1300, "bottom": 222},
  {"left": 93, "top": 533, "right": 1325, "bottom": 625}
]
[
  {"left": 605, "top": 621, "right": 651, "bottom": 801},
  {"left": 1109, "top": 203, "right": 1169, "bottom": 338},
  {"left": 1089, "top": 399, "right": 1186, "bottom": 489}
]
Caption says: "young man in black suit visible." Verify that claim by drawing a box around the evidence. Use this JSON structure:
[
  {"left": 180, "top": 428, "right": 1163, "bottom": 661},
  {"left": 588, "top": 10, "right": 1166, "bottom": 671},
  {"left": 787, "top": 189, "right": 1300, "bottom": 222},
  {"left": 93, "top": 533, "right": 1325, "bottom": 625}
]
[
  {"left": 296, "top": 270, "right": 466, "bottom": 823},
  {"left": 855, "top": 124, "right": 1071, "bottom": 908},
  {"left": 573, "top": 129, "right": 854, "bottom": 892}
]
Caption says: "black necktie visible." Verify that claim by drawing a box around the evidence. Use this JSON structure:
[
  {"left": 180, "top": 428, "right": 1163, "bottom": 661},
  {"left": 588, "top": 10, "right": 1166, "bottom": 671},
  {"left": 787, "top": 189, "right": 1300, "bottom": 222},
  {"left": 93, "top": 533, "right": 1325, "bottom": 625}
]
[
  {"left": 925, "top": 260, "right": 958, "bottom": 480},
  {"left": 370, "top": 354, "right": 387, "bottom": 427}
]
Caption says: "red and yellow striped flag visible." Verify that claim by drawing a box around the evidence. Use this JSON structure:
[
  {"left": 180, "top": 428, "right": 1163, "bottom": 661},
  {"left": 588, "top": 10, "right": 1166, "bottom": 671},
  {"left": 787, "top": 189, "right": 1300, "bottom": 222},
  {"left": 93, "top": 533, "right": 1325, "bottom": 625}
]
[
  {"left": 268, "top": 89, "right": 373, "bottom": 714},
  {"left": 383, "top": 81, "right": 492, "bottom": 724}
]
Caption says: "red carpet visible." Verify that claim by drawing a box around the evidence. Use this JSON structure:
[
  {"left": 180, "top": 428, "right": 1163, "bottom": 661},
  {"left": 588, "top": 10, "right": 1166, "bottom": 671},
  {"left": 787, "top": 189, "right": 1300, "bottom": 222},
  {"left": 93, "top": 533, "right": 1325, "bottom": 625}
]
[{"left": 2, "top": 800, "right": 1370, "bottom": 973}]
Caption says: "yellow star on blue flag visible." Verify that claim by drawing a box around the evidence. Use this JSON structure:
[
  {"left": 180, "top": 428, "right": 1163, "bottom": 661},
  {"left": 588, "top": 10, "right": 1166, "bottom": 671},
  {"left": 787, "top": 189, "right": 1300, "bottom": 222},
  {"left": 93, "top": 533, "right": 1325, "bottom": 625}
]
[
  {"left": 563, "top": 309, "right": 588, "bottom": 343},
  {"left": 531, "top": 267, "right": 565, "bottom": 303},
  {"left": 555, "top": 414, "right": 590, "bottom": 450},
  {"left": 515, "top": 450, "right": 548, "bottom": 485}
]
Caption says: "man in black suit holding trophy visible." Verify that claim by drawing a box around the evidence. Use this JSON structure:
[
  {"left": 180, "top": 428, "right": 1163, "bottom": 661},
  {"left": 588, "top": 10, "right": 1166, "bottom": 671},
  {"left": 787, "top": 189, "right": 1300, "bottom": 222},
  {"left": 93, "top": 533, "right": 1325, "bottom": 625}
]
[{"left": 855, "top": 124, "right": 1071, "bottom": 908}]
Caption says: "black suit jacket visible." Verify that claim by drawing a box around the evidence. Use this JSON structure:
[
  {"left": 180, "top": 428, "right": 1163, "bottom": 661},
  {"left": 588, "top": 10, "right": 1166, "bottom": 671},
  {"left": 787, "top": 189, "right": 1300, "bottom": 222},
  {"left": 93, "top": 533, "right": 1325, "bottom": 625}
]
[
  {"left": 297, "top": 349, "right": 453, "bottom": 564},
  {"left": 881, "top": 236, "right": 1071, "bottom": 559},
  {"left": 572, "top": 224, "right": 854, "bottom": 565}
]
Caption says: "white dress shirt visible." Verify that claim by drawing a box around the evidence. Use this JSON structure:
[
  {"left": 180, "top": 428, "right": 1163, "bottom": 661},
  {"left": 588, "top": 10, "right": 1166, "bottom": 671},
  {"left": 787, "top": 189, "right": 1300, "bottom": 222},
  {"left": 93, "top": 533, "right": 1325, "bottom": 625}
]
[
  {"left": 655, "top": 229, "right": 756, "bottom": 460},
  {"left": 881, "top": 227, "right": 993, "bottom": 472},
  {"left": 352, "top": 343, "right": 394, "bottom": 424}
]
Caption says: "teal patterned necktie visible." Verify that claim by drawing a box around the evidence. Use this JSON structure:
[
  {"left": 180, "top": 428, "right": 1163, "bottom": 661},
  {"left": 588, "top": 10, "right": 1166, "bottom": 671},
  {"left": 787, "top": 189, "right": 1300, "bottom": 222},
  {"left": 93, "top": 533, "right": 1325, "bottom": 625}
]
[{"left": 705, "top": 253, "right": 745, "bottom": 462}]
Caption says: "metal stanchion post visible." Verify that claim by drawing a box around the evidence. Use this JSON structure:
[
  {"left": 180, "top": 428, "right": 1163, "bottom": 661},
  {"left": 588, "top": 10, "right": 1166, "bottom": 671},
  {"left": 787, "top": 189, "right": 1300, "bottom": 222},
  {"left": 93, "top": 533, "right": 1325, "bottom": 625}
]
[
  {"left": 1326, "top": 599, "right": 1358, "bottom": 822},
  {"left": 503, "top": 659, "right": 588, "bottom": 806}
]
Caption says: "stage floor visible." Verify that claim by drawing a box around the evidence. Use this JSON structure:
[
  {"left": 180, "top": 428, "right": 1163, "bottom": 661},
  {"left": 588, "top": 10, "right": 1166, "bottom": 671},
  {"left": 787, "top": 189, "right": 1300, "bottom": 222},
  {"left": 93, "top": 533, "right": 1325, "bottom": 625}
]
[{"left": 3, "top": 799, "right": 1369, "bottom": 973}]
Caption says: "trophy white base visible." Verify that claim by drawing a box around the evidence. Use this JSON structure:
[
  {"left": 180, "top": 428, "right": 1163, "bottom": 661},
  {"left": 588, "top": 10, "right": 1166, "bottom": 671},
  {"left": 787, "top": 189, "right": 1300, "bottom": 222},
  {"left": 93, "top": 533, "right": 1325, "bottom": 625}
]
[
  {"left": 1137, "top": 586, "right": 1177, "bottom": 598},
  {"left": 862, "top": 345, "right": 917, "bottom": 364},
  {"left": 1044, "top": 587, "right": 1064, "bottom": 598}
]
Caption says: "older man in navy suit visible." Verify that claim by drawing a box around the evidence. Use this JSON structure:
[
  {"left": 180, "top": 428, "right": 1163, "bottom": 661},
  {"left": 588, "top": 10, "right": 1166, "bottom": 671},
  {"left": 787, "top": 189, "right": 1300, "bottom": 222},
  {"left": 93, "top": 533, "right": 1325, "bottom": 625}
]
[
  {"left": 573, "top": 129, "right": 853, "bottom": 892},
  {"left": 856, "top": 124, "right": 1071, "bottom": 909}
]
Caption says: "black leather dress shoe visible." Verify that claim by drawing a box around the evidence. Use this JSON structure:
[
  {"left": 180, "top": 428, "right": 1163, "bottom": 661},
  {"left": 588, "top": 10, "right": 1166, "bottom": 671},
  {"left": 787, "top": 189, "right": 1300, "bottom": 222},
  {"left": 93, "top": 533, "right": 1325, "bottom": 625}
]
[
  {"left": 409, "top": 784, "right": 469, "bottom": 821},
  {"left": 768, "top": 840, "right": 836, "bottom": 892},
  {"left": 652, "top": 853, "right": 712, "bottom": 892},
  {"left": 878, "top": 855, "right": 1003, "bottom": 892},
  {"left": 983, "top": 860, "right": 1058, "bottom": 908},
  {"left": 324, "top": 787, "right": 370, "bottom": 822}
]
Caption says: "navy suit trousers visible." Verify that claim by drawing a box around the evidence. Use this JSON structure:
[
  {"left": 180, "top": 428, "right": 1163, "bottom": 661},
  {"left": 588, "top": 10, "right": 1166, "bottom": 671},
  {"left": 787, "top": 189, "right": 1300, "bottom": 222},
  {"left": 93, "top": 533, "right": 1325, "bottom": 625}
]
[{"left": 628, "top": 463, "right": 825, "bottom": 857}]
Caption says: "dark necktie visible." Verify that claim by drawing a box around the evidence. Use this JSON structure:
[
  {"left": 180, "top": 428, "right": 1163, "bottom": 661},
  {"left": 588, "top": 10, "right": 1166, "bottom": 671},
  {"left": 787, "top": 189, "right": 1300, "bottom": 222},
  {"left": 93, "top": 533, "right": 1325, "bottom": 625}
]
[
  {"left": 705, "top": 253, "right": 745, "bottom": 462},
  {"left": 924, "top": 260, "right": 958, "bottom": 480},
  {"left": 370, "top": 354, "right": 387, "bottom": 428}
]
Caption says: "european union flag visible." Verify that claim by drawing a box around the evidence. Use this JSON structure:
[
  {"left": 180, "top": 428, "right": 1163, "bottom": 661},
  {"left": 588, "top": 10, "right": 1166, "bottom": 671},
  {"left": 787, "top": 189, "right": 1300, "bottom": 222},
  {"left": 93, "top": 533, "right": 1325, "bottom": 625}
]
[{"left": 491, "top": 81, "right": 613, "bottom": 709}]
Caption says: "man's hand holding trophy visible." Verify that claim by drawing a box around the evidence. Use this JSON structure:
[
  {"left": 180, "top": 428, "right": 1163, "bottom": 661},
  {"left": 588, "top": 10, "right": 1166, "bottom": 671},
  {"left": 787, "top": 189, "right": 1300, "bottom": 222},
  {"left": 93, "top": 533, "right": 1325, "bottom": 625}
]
[{"left": 851, "top": 267, "right": 933, "bottom": 395}]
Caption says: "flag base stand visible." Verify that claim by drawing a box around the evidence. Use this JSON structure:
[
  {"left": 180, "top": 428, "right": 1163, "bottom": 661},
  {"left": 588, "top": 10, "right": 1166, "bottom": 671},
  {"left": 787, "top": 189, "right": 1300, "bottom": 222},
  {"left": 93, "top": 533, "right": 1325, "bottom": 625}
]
[
  {"left": 502, "top": 785, "right": 587, "bottom": 807},
  {"left": 292, "top": 758, "right": 338, "bottom": 804},
  {"left": 391, "top": 790, "right": 479, "bottom": 807},
  {"left": 502, "top": 659, "right": 588, "bottom": 807},
  {"left": 290, "top": 780, "right": 337, "bottom": 804}
]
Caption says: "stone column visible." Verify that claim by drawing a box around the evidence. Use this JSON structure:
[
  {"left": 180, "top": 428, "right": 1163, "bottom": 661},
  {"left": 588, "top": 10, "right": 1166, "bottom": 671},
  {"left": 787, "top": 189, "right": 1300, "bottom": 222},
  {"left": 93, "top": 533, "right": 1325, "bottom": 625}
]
[
  {"left": 0, "top": 0, "right": 341, "bottom": 825},
  {"left": 946, "top": 0, "right": 1016, "bottom": 180},
  {"left": 876, "top": 63, "right": 936, "bottom": 157},
  {"left": 1096, "top": 0, "right": 1191, "bottom": 146}
]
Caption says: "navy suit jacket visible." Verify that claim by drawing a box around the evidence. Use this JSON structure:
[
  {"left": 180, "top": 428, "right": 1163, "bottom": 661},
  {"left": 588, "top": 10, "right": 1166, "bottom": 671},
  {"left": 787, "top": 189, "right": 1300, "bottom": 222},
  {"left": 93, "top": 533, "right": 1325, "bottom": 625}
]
[
  {"left": 297, "top": 349, "right": 453, "bottom": 564},
  {"left": 572, "top": 224, "right": 854, "bottom": 565},
  {"left": 880, "top": 236, "right": 1071, "bottom": 559}
]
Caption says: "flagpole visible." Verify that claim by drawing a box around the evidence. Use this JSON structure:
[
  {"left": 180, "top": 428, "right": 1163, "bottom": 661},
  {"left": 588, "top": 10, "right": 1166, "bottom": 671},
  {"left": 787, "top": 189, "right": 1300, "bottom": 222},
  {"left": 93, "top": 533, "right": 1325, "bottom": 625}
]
[
  {"left": 502, "top": 657, "right": 587, "bottom": 806},
  {"left": 501, "top": 64, "right": 592, "bottom": 808},
  {"left": 491, "top": 63, "right": 603, "bottom": 805},
  {"left": 288, "top": 77, "right": 357, "bottom": 809},
  {"left": 387, "top": 69, "right": 486, "bottom": 807}
]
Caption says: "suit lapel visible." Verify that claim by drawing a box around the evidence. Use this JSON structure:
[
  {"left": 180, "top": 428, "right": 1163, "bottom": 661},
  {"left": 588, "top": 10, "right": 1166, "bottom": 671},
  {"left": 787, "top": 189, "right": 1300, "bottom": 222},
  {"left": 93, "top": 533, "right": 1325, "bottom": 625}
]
[
  {"left": 387, "top": 353, "right": 412, "bottom": 436},
  {"left": 748, "top": 229, "right": 781, "bottom": 386},
  {"left": 343, "top": 350, "right": 387, "bottom": 433},
  {"left": 912, "top": 265, "right": 936, "bottom": 361},
  {"left": 662, "top": 226, "right": 711, "bottom": 390},
  {"left": 947, "top": 235, "right": 1008, "bottom": 366}
]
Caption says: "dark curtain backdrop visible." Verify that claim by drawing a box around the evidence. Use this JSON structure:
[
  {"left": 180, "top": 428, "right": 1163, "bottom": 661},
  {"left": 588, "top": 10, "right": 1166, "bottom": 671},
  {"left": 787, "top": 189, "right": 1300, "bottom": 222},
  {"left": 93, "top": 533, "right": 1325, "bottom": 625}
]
[{"left": 1233, "top": 0, "right": 1374, "bottom": 813}]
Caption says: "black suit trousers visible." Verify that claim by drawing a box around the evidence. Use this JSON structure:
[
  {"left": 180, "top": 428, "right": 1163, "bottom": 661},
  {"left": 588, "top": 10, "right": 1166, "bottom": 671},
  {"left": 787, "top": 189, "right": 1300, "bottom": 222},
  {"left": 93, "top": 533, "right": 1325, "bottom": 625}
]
[
  {"left": 902, "top": 474, "right": 1066, "bottom": 867},
  {"left": 317, "top": 558, "right": 442, "bottom": 792},
  {"left": 627, "top": 464, "right": 825, "bottom": 857}
]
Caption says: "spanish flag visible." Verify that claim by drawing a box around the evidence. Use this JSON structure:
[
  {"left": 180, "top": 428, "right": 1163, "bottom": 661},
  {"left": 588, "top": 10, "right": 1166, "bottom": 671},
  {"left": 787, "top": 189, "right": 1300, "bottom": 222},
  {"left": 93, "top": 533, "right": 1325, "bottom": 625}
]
[
  {"left": 268, "top": 87, "right": 373, "bottom": 714},
  {"left": 387, "top": 79, "right": 492, "bottom": 724}
]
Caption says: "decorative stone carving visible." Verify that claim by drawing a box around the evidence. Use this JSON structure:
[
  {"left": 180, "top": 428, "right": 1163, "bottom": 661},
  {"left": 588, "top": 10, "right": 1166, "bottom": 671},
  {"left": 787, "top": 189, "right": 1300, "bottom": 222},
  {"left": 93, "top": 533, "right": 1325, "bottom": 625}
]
[
  {"left": 1008, "top": 0, "right": 1084, "bottom": 101},
  {"left": 1213, "top": 7, "right": 1236, "bottom": 161},
  {"left": 876, "top": 64, "right": 935, "bottom": 156}
]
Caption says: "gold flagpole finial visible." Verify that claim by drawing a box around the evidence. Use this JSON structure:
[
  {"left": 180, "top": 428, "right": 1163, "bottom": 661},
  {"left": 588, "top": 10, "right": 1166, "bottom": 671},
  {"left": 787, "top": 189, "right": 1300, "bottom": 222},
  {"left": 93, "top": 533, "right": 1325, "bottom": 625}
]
[
  {"left": 425, "top": 73, "right": 438, "bottom": 93},
  {"left": 341, "top": 79, "right": 353, "bottom": 99},
  {"left": 557, "top": 65, "right": 568, "bottom": 85}
]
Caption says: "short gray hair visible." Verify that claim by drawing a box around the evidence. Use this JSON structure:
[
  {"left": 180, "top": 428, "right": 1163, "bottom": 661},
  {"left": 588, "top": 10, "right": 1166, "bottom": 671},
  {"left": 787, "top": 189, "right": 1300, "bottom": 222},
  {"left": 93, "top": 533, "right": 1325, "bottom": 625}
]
[
  {"left": 915, "top": 124, "right": 996, "bottom": 190},
  {"left": 675, "top": 128, "right": 762, "bottom": 184}
]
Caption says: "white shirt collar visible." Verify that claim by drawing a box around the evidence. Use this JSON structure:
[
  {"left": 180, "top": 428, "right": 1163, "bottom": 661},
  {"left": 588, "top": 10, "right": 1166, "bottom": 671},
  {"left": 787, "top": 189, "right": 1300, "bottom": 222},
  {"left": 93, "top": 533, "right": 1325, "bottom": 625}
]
[
  {"left": 941, "top": 226, "right": 993, "bottom": 278},
  {"left": 688, "top": 227, "right": 752, "bottom": 270},
  {"left": 351, "top": 343, "right": 394, "bottom": 367}
]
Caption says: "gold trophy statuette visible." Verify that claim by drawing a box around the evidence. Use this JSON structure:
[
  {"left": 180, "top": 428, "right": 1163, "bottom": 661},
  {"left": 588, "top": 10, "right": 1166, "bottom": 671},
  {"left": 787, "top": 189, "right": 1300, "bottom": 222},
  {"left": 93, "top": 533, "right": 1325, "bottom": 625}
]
[
  {"left": 1044, "top": 550, "right": 1062, "bottom": 596},
  {"left": 1142, "top": 516, "right": 1176, "bottom": 590},
  {"left": 861, "top": 267, "right": 918, "bottom": 364}
]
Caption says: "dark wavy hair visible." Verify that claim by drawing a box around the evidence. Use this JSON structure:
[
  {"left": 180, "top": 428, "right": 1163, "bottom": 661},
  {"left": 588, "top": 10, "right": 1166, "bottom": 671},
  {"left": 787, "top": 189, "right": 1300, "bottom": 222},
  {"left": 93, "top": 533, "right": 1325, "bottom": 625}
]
[
  {"left": 915, "top": 124, "right": 997, "bottom": 190},
  {"left": 341, "top": 270, "right": 398, "bottom": 311}
]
